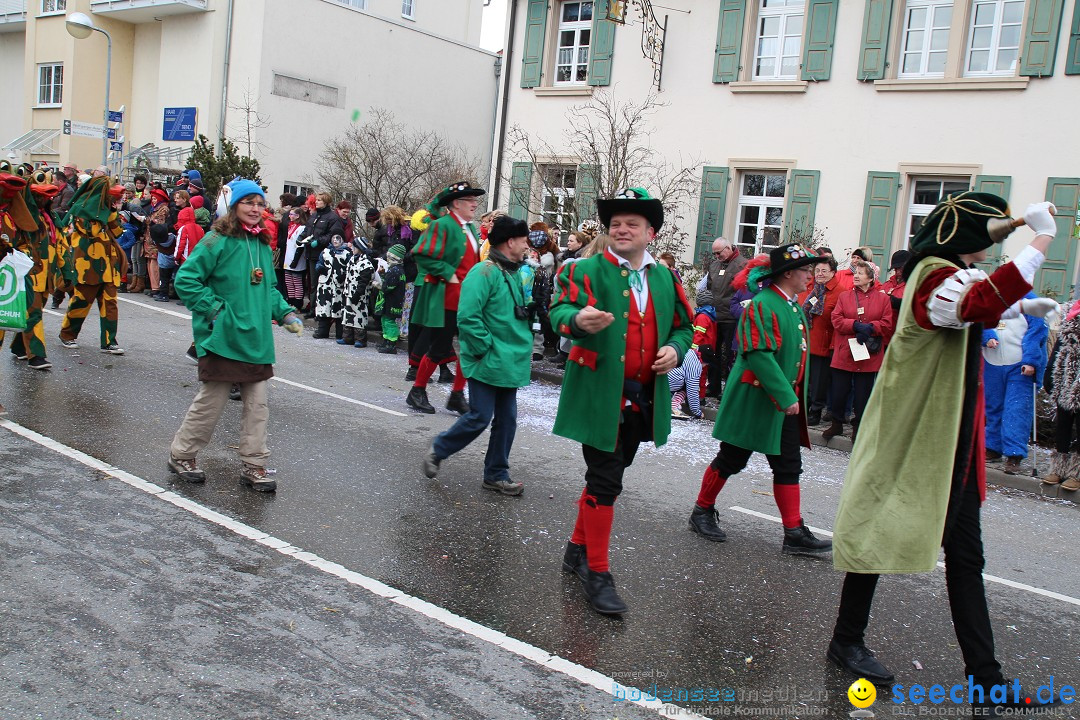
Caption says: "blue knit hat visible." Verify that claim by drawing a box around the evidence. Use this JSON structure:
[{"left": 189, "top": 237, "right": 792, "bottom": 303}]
[{"left": 227, "top": 178, "right": 264, "bottom": 208}]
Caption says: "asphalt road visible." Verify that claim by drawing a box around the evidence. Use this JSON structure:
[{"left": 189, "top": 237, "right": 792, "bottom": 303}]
[{"left": 1, "top": 295, "right": 1078, "bottom": 719}]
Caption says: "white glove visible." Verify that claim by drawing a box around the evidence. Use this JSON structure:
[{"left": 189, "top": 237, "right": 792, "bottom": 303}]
[
  {"left": 1024, "top": 202, "right": 1058, "bottom": 238},
  {"left": 1020, "top": 297, "right": 1058, "bottom": 319}
]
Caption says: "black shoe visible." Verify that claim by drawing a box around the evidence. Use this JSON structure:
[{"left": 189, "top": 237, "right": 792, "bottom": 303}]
[
  {"left": 826, "top": 639, "right": 894, "bottom": 685},
  {"left": 229, "top": 384, "right": 242, "bottom": 401},
  {"left": 543, "top": 347, "right": 559, "bottom": 360},
  {"left": 406, "top": 386, "right": 436, "bottom": 414},
  {"left": 437, "top": 364, "right": 455, "bottom": 384},
  {"left": 405, "top": 366, "right": 418, "bottom": 382},
  {"left": 986, "top": 449, "right": 1003, "bottom": 461},
  {"left": 561, "top": 542, "right": 589, "bottom": 581},
  {"left": 806, "top": 410, "right": 822, "bottom": 426},
  {"left": 378, "top": 344, "right": 397, "bottom": 354},
  {"left": 28, "top": 357, "right": 51, "bottom": 371},
  {"left": 482, "top": 477, "right": 524, "bottom": 496},
  {"left": 583, "top": 570, "right": 627, "bottom": 616},
  {"left": 421, "top": 443, "right": 440, "bottom": 479},
  {"left": 971, "top": 682, "right": 1063, "bottom": 717},
  {"left": 783, "top": 522, "right": 832, "bottom": 556},
  {"left": 446, "top": 390, "right": 469, "bottom": 415},
  {"left": 688, "top": 505, "right": 727, "bottom": 542}
]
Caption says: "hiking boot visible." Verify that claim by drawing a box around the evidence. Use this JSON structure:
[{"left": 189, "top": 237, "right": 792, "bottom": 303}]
[
  {"left": 482, "top": 477, "right": 524, "bottom": 496},
  {"left": 782, "top": 522, "right": 832, "bottom": 557},
  {"left": 101, "top": 344, "right": 125, "bottom": 355},
  {"left": 1001, "top": 456, "right": 1022, "bottom": 475},
  {"left": 821, "top": 419, "right": 844, "bottom": 441},
  {"left": 406, "top": 386, "right": 435, "bottom": 414},
  {"left": 827, "top": 639, "right": 894, "bottom": 685},
  {"left": 446, "top": 390, "right": 469, "bottom": 415},
  {"left": 1062, "top": 476, "right": 1080, "bottom": 492},
  {"left": 1042, "top": 451, "right": 1068, "bottom": 485},
  {"left": 59, "top": 338, "right": 78, "bottom": 349},
  {"left": 168, "top": 456, "right": 206, "bottom": 484},
  {"left": 583, "top": 570, "right": 627, "bottom": 616},
  {"left": 421, "top": 444, "right": 441, "bottom": 479},
  {"left": 240, "top": 463, "right": 276, "bottom": 492},
  {"left": 688, "top": 505, "right": 727, "bottom": 542},
  {"left": 28, "top": 357, "right": 51, "bottom": 371},
  {"left": 561, "top": 541, "right": 589, "bottom": 582},
  {"left": 437, "top": 364, "right": 455, "bottom": 384}
]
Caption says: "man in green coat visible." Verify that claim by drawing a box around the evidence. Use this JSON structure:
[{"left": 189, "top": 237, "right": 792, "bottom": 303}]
[
  {"left": 421, "top": 216, "right": 533, "bottom": 495},
  {"left": 407, "top": 181, "right": 485, "bottom": 415},
  {"left": 687, "top": 244, "right": 832, "bottom": 557},
  {"left": 551, "top": 188, "right": 693, "bottom": 616}
]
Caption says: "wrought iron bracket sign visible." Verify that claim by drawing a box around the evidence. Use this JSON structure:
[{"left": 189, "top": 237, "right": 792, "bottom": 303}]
[{"left": 606, "top": 0, "right": 670, "bottom": 91}]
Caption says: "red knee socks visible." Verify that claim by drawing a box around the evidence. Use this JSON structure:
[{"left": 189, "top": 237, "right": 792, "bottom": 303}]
[
  {"left": 570, "top": 489, "right": 588, "bottom": 546},
  {"left": 452, "top": 359, "right": 466, "bottom": 392},
  {"left": 414, "top": 356, "right": 436, "bottom": 387},
  {"left": 581, "top": 494, "right": 614, "bottom": 573},
  {"left": 773, "top": 483, "right": 802, "bottom": 529},
  {"left": 695, "top": 465, "right": 728, "bottom": 509}
]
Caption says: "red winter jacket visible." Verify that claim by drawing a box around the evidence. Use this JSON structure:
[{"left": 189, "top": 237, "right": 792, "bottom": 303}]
[
  {"left": 173, "top": 207, "right": 205, "bottom": 265},
  {"left": 691, "top": 309, "right": 717, "bottom": 362},
  {"left": 796, "top": 274, "right": 843, "bottom": 357},
  {"left": 830, "top": 285, "right": 894, "bottom": 372}
]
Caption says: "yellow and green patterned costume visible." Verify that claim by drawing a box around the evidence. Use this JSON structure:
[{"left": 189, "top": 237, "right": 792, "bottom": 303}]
[{"left": 7, "top": 178, "right": 59, "bottom": 362}]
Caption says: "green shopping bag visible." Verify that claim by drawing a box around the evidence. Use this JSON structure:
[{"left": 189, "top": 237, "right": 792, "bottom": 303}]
[{"left": 0, "top": 250, "right": 33, "bottom": 332}]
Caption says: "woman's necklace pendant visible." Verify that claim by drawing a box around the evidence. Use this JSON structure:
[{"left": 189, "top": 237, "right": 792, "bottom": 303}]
[{"left": 250, "top": 267, "right": 264, "bottom": 285}]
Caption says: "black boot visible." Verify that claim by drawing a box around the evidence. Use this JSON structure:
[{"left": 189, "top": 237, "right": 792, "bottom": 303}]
[
  {"left": 806, "top": 409, "right": 822, "bottom": 426},
  {"left": 406, "top": 386, "right": 435, "bottom": 414},
  {"left": 437, "top": 363, "right": 455, "bottom": 384},
  {"left": 446, "top": 390, "right": 469, "bottom": 415},
  {"left": 354, "top": 333, "right": 368, "bottom": 348},
  {"left": 782, "top": 522, "right": 832, "bottom": 557},
  {"left": 688, "top": 505, "right": 727, "bottom": 542},
  {"left": 338, "top": 326, "right": 355, "bottom": 345},
  {"left": 378, "top": 339, "right": 397, "bottom": 354},
  {"left": 583, "top": 569, "right": 627, "bottom": 615},
  {"left": 821, "top": 419, "right": 844, "bottom": 441},
  {"left": 334, "top": 321, "right": 343, "bottom": 341},
  {"left": 405, "top": 365, "right": 418, "bottom": 382},
  {"left": 561, "top": 542, "right": 589, "bottom": 582},
  {"left": 826, "top": 639, "right": 895, "bottom": 685},
  {"left": 312, "top": 318, "right": 330, "bottom": 339}
]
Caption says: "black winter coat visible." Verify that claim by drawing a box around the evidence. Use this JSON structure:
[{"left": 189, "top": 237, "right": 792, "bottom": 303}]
[{"left": 302, "top": 207, "right": 345, "bottom": 258}]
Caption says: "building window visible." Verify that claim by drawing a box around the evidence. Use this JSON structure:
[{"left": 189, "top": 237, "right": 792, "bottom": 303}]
[
  {"left": 333, "top": 0, "right": 366, "bottom": 10},
  {"left": 905, "top": 177, "right": 971, "bottom": 247},
  {"left": 540, "top": 165, "right": 577, "bottom": 240},
  {"left": 964, "top": 0, "right": 1024, "bottom": 76},
  {"left": 736, "top": 171, "right": 786, "bottom": 256},
  {"left": 899, "top": 0, "right": 952, "bottom": 77},
  {"left": 41, "top": 0, "right": 66, "bottom": 14},
  {"left": 37, "top": 63, "right": 63, "bottom": 107},
  {"left": 555, "top": 1, "right": 593, "bottom": 85},
  {"left": 283, "top": 183, "right": 315, "bottom": 199},
  {"left": 753, "top": 0, "right": 804, "bottom": 80},
  {"left": 401, "top": 0, "right": 414, "bottom": 19}
]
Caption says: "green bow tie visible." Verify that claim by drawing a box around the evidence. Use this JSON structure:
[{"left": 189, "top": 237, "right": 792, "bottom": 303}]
[{"left": 628, "top": 268, "right": 644, "bottom": 292}]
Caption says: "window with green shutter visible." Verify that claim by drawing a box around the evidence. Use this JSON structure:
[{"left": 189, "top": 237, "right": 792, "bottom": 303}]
[
  {"left": 783, "top": 170, "right": 821, "bottom": 243},
  {"left": 1035, "top": 177, "right": 1080, "bottom": 299},
  {"left": 713, "top": 1, "right": 747, "bottom": 83},
  {"left": 857, "top": 0, "right": 895, "bottom": 80},
  {"left": 859, "top": 171, "right": 901, "bottom": 261},
  {"left": 1020, "top": 0, "right": 1067, "bottom": 77},
  {"left": 588, "top": 0, "right": 616, "bottom": 86},
  {"left": 576, "top": 164, "right": 599, "bottom": 224},
  {"left": 1065, "top": 0, "right": 1080, "bottom": 74},
  {"left": 801, "top": 1, "right": 840, "bottom": 80},
  {"left": 520, "top": 0, "right": 549, "bottom": 88},
  {"left": 509, "top": 162, "right": 534, "bottom": 221},
  {"left": 695, "top": 166, "right": 730, "bottom": 262},
  {"left": 973, "top": 175, "right": 1012, "bottom": 271}
]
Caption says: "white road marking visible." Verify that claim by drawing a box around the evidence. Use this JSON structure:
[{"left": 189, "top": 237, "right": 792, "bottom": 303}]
[
  {"left": 47, "top": 296, "right": 407, "bottom": 419},
  {"left": 0, "top": 419, "right": 703, "bottom": 720},
  {"left": 729, "top": 505, "right": 1080, "bottom": 607}
]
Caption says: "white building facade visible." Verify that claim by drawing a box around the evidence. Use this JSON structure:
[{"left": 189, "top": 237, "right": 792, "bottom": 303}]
[
  {"left": 491, "top": 0, "right": 1080, "bottom": 298},
  {"left": 1, "top": 0, "right": 497, "bottom": 201}
]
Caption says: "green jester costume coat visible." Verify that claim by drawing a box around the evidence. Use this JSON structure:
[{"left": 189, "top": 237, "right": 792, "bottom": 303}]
[
  {"left": 549, "top": 251, "right": 694, "bottom": 453},
  {"left": 410, "top": 211, "right": 480, "bottom": 329}
]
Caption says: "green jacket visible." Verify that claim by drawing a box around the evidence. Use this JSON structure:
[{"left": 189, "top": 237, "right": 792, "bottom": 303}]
[
  {"left": 458, "top": 258, "right": 533, "bottom": 388},
  {"left": 712, "top": 285, "right": 811, "bottom": 455},
  {"left": 549, "top": 251, "right": 694, "bottom": 452},
  {"left": 174, "top": 231, "right": 295, "bottom": 365},
  {"left": 411, "top": 212, "right": 479, "bottom": 328}
]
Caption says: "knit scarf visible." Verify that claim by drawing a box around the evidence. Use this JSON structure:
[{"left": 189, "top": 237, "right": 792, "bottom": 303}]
[
  {"left": 1051, "top": 316, "right": 1080, "bottom": 412},
  {"left": 802, "top": 281, "right": 826, "bottom": 319}
]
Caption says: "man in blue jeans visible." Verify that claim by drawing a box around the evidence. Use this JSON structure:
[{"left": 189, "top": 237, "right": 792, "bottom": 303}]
[{"left": 421, "top": 216, "right": 533, "bottom": 495}]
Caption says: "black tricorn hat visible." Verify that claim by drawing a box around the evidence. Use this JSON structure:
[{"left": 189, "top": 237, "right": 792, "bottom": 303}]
[
  {"left": 764, "top": 243, "right": 818, "bottom": 279},
  {"left": 436, "top": 181, "right": 486, "bottom": 207},
  {"left": 596, "top": 187, "right": 663, "bottom": 231}
]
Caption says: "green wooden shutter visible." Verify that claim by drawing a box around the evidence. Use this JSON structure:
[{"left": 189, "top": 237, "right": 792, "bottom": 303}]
[
  {"left": 801, "top": 1, "right": 840, "bottom": 80},
  {"left": 713, "top": 0, "right": 747, "bottom": 84},
  {"left": 973, "top": 175, "right": 1012, "bottom": 271},
  {"left": 1034, "top": 177, "right": 1080, "bottom": 300},
  {"left": 576, "top": 164, "right": 598, "bottom": 224},
  {"left": 1065, "top": 0, "right": 1080, "bottom": 74},
  {"left": 508, "top": 162, "right": 533, "bottom": 220},
  {"left": 857, "top": 0, "right": 895, "bottom": 80},
  {"left": 1020, "top": 0, "right": 1067, "bottom": 76},
  {"left": 858, "top": 171, "right": 900, "bottom": 261},
  {"left": 783, "top": 170, "right": 821, "bottom": 243},
  {"left": 694, "top": 166, "right": 730, "bottom": 262},
  {"left": 588, "top": 0, "right": 616, "bottom": 86},
  {"left": 520, "top": 0, "right": 549, "bottom": 89}
]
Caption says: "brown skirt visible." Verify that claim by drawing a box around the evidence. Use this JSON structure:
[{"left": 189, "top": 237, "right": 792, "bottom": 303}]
[{"left": 198, "top": 351, "right": 274, "bottom": 384}]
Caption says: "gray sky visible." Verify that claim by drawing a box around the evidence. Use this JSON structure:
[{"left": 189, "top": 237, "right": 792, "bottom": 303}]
[{"left": 480, "top": 0, "right": 508, "bottom": 52}]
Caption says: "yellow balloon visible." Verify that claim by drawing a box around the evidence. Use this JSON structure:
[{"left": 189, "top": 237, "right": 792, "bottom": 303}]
[{"left": 847, "top": 678, "right": 877, "bottom": 709}]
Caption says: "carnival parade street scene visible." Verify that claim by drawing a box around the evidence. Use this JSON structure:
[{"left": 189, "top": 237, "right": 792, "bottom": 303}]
[{"left": 2, "top": 1, "right": 1080, "bottom": 718}]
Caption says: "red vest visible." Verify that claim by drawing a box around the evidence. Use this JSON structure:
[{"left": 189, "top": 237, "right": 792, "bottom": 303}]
[
  {"left": 624, "top": 291, "right": 658, "bottom": 385},
  {"left": 444, "top": 233, "right": 478, "bottom": 311}
]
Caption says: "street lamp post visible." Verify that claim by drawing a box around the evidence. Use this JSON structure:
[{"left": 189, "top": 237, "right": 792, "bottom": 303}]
[{"left": 65, "top": 11, "right": 112, "bottom": 166}]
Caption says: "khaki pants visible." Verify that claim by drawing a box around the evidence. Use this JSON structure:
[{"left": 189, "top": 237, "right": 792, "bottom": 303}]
[{"left": 170, "top": 380, "right": 270, "bottom": 467}]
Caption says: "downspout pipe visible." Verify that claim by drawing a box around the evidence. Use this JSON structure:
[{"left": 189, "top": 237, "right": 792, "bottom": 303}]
[
  {"left": 217, "top": 0, "right": 235, "bottom": 158},
  {"left": 490, "top": 0, "right": 518, "bottom": 207}
]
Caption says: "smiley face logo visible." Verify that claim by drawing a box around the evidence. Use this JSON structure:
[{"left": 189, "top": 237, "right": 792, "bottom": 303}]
[{"left": 848, "top": 678, "right": 876, "bottom": 708}]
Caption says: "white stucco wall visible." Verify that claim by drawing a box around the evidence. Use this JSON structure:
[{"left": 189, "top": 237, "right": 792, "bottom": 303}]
[
  {"left": 0, "top": 30, "right": 26, "bottom": 155},
  {"left": 498, "top": 0, "right": 1080, "bottom": 266},
  {"left": 358, "top": 0, "right": 484, "bottom": 46}
]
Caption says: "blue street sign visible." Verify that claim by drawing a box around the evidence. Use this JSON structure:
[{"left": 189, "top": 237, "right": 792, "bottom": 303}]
[
  {"left": 108, "top": 110, "right": 124, "bottom": 123},
  {"left": 109, "top": 141, "right": 123, "bottom": 152},
  {"left": 107, "top": 128, "right": 117, "bottom": 140},
  {"left": 163, "top": 107, "right": 197, "bottom": 142}
]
